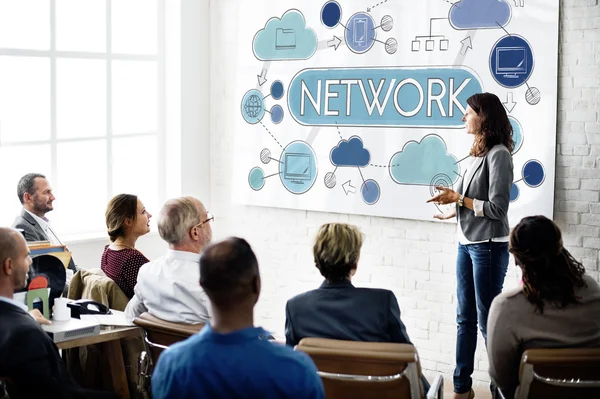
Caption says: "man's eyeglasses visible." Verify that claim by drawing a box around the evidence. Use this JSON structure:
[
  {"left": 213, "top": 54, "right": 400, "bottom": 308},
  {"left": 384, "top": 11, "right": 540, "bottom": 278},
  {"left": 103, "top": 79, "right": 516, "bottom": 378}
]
[{"left": 195, "top": 212, "right": 214, "bottom": 228}]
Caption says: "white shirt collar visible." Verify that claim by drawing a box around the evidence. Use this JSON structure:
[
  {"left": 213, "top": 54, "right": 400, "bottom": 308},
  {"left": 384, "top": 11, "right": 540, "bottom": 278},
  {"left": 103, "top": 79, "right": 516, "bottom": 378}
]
[
  {"left": 0, "top": 295, "right": 28, "bottom": 312},
  {"left": 165, "top": 249, "right": 201, "bottom": 263},
  {"left": 25, "top": 209, "right": 50, "bottom": 231}
]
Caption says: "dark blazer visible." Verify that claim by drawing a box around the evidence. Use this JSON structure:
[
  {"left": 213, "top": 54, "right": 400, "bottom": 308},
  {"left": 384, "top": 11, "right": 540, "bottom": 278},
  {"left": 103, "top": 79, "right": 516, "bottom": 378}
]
[
  {"left": 455, "top": 144, "right": 513, "bottom": 242},
  {"left": 285, "top": 280, "right": 411, "bottom": 347},
  {"left": 12, "top": 209, "right": 76, "bottom": 272},
  {"left": 0, "top": 300, "right": 113, "bottom": 399}
]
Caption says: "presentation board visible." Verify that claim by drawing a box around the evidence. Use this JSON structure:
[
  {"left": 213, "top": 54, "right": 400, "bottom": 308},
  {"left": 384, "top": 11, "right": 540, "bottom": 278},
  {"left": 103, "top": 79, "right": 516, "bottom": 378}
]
[{"left": 233, "top": 0, "right": 559, "bottom": 224}]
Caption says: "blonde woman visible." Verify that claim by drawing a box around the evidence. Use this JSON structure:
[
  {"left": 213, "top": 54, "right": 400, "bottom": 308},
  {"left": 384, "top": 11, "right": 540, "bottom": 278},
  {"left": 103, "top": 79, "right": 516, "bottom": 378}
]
[
  {"left": 285, "top": 223, "right": 429, "bottom": 391},
  {"left": 285, "top": 223, "right": 411, "bottom": 345}
]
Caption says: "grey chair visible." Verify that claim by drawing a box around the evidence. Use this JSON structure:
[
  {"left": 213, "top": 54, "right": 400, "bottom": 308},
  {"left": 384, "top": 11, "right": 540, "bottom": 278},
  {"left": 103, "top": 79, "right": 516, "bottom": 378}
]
[
  {"left": 133, "top": 312, "right": 204, "bottom": 398},
  {"left": 497, "top": 348, "right": 600, "bottom": 399}
]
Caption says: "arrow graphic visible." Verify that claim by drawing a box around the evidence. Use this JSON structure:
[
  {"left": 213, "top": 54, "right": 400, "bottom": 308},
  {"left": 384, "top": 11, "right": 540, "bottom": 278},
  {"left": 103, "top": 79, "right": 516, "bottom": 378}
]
[
  {"left": 327, "top": 35, "right": 342, "bottom": 50},
  {"left": 257, "top": 69, "right": 268, "bottom": 86},
  {"left": 503, "top": 92, "right": 517, "bottom": 113},
  {"left": 459, "top": 36, "right": 472, "bottom": 55},
  {"left": 342, "top": 180, "right": 356, "bottom": 195}
]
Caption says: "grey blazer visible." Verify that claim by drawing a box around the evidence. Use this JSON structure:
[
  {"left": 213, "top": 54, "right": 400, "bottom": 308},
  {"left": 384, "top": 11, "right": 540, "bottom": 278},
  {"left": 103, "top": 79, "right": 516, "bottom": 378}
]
[
  {"left": 12, "top": 209, "right": 76, "bottom": 271},
  {"left": 456, "top": 144, "right": 513, "bottom": 242}
]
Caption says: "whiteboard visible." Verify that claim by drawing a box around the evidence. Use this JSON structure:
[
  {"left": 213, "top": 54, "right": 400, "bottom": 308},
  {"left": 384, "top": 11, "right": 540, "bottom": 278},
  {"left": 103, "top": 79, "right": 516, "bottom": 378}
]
[{"left": 232, "top": 0, "right": 559, "bottom": 224}]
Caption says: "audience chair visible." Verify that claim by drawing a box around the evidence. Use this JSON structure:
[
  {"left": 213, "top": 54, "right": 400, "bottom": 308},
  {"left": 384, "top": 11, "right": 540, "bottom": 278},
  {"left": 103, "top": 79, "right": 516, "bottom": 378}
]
[
  {"left": 133, "top": 312, "right": 204, "bottom": 397},
  {"left": 499, "top": 348, "right": 600, "bottom": 399},
  {"left": 296, "top": 338, "right": 443, "bottom": 399}
]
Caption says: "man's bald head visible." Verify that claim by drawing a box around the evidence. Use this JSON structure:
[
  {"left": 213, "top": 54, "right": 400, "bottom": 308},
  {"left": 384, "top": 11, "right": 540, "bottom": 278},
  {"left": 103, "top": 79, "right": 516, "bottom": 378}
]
[
  {"left": 0, "top": 227, "right": 31, "bottom": 293},
  {"left": 0, "top": 228, "right": 21, "bottom": 265},
  {"left": 200, "top": 237, "right": 260, "bottom": 310}
]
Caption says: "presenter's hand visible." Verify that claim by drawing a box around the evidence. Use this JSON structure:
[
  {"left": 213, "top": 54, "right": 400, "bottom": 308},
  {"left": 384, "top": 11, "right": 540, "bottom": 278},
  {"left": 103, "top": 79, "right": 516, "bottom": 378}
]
[
  {"left": 29, "top": 309, "right": 52, "bottom": 325},
  {"left": 427, "top": 186, "right": 460, "bottom": 205},
  {"left": 433, "top": 211, "right": 456, "bottom": 220}
]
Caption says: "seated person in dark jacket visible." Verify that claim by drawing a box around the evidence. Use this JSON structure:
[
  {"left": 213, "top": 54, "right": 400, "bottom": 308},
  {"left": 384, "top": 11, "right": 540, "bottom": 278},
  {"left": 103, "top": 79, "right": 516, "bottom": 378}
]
[
  {"left": 0, "top": 227, "right": 114, "bottom": 399},
  {"left": 12, "top": 173, "right": 76, "bottom": 272},
  {"left": 285, "top": 223, "right": 429, "bottom": 392},
  {"left": 285, "top": 222, "right": 412, "bottom": 346}
]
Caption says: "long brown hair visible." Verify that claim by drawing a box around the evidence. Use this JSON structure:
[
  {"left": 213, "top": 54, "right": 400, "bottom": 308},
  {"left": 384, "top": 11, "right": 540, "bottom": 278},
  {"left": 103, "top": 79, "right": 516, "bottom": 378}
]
[
  {"left": 467, "top": 93, "right": 514, "bottom": 156},
  {"left": 105, "top": 194, "right": 138, "bottom": 242},
  {"left": 509, "top": 215, "right": 587, "bottom": 313}
]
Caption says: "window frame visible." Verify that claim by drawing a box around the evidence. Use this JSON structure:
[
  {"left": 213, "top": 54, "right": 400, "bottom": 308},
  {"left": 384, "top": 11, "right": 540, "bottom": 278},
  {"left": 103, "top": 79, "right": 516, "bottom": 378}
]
[{"left": 0, "top": 0, "right": 168, "bottom": 237}]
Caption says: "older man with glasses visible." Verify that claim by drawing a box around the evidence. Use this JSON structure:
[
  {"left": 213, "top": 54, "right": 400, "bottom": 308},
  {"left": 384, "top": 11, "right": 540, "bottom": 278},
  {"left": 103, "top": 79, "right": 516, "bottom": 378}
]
[{"left": 124, "top": 196, "right": 213, "bottom": 324}]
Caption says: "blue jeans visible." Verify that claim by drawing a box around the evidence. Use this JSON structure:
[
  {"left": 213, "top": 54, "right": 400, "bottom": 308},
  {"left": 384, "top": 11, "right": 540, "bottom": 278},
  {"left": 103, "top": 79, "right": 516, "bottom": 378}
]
[{"left": 453, "top": 241, "right": 509, "bottom": 393}]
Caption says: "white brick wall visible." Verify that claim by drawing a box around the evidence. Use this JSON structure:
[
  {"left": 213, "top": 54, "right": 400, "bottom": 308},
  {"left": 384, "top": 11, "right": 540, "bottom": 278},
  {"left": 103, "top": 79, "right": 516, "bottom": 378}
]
[{"left": 209, "top": 0, "right": 600, "bottom": 387}]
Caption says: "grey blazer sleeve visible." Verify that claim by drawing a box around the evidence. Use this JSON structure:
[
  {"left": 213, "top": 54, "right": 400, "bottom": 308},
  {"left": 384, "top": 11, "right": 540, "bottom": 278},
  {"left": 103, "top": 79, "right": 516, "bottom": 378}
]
[{"left": 482, "top": 148, "right": 513, "bottom": 220}]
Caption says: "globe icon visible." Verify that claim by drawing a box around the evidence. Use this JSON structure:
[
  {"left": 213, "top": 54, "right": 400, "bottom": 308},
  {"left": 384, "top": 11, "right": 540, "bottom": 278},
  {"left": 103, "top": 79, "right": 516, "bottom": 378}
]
[
  {"left": 245, "top": 95, "right": 262, "bottom": 118},
  {"left": 241, "top": 89, "right": 266, "bottom": 124}
]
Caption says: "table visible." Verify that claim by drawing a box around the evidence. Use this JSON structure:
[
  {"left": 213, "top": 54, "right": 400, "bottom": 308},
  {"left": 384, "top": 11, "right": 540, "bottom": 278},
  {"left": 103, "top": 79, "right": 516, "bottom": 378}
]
[{"left": 58, "top": 326, "right": 141, "bottom": 399}]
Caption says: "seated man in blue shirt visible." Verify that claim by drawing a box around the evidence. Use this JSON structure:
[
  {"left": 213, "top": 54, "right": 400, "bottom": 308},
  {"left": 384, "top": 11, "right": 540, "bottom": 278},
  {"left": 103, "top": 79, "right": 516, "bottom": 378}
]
[{"left": 151, "top": 237, "right": 324, "bottom": 399}]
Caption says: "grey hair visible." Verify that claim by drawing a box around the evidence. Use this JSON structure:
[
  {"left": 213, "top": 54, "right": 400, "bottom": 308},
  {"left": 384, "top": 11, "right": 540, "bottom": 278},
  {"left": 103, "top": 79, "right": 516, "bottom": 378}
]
[
  {"left": 158, "top": 196, "right": 204, "bottom": 245},
  {"left": 17, "top": 173, "right": 46, "bottom": 205}
]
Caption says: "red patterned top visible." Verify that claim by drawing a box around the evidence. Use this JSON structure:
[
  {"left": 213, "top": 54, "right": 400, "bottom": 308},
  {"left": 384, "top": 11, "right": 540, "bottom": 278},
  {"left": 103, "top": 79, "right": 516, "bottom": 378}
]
[{"left": 101, "top": 246, "right": 149, "bottom": 298}]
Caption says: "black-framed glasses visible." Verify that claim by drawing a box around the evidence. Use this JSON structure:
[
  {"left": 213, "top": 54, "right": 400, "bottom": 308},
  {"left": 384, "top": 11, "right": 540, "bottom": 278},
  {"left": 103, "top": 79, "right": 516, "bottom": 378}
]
[{"left": 196, "top": 211, "right": 214, "bottom": 228}]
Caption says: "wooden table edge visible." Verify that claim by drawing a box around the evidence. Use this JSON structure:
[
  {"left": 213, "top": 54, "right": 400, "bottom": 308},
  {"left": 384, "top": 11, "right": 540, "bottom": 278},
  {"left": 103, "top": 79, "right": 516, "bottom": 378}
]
[{"left": 57, "top": 326, "right": 141, "bottom": 350}]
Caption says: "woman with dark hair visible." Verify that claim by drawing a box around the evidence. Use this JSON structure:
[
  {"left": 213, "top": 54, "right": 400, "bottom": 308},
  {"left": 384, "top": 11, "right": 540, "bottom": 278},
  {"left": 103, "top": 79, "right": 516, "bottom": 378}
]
[
  {"left": 427, "top": 92, "right": 514, "bottom": 399},
  {"left": 101, "top": 194, "right": 152, "bottom": 298},
  {"left": 488, "top": 215, "right": 600, "bottom": 396}
]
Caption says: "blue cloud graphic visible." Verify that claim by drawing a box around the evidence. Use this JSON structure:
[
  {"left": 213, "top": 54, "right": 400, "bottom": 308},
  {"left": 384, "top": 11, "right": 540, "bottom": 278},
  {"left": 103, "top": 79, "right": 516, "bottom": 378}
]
[
  {"left": 253, "top": 10, "right": 317, "bottom": 61},
  {"left": 389, "top": 135, "right": 460, "bottom": 186},
  {"left": 330, "top": 136, "right": 370, "bottom": 167},
  {"left": 449, "top": 0, "right": 511, "bottom": 30}
]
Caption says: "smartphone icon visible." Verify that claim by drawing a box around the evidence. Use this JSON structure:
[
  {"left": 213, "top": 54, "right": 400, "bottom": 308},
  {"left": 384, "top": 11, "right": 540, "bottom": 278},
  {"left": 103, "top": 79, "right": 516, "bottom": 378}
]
[{"left": 354, "top": 18, "right": 367, "bottom": 46}]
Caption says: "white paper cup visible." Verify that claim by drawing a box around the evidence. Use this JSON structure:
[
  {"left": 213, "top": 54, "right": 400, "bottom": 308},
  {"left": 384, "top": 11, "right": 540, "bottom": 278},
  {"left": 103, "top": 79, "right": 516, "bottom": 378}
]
[{"left": 53, "top": 297, "right": 71, "bottom": 321}]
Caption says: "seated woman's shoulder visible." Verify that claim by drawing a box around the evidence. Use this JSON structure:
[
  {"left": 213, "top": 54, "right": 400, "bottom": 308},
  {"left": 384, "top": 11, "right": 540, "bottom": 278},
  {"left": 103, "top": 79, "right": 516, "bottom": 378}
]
[{"left": 493, "top": 285, "right": 526, "bottom": 308}]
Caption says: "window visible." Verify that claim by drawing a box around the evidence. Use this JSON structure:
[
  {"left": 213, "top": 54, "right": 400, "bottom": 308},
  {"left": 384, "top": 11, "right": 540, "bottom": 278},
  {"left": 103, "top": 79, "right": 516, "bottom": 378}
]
[{"left": 0, "top": 0, "right": 180, "bottom": 237}]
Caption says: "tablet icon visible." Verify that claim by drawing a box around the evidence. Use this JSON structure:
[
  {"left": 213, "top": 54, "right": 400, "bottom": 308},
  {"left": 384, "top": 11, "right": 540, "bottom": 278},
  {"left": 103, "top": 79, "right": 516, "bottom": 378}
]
[
  {"left": 353, "top": 17, "right": 368, "bottom": 47},
  {"left": 345, "top": 12, "right": 376, "bottom": 54}
]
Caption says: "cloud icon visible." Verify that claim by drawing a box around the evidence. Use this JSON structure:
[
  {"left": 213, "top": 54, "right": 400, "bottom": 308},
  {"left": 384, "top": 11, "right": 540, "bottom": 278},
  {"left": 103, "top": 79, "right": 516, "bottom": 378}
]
[
  {"left": 449, "top": 0, "right": 511, "bottom": 30},
  {"left": 253, "top": 9, "right": 317, "bottom": 61},
  {"left": 330, "top": 136, "right": 370, "bottom": 167},
  {"left": 389, "top": 135, "right": 460, "bottom": 186}
]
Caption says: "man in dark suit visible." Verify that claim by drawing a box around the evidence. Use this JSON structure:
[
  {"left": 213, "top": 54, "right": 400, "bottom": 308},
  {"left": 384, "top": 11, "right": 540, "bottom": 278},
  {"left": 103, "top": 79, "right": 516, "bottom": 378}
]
[
  {"left": 285, "top": 223, "right": 429, "bottom": 392},
  {"left": 0, "top": 227, "right": 113, "bottom": 399},
  {"left": 12, "top": 173, "right": 76, "bottom": 272}
]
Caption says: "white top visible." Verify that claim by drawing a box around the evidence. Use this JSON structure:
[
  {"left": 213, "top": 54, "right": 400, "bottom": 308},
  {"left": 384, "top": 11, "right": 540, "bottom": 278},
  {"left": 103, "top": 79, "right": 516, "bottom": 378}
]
[
  {"left": 0, "top": 295, "right": 28, "bottom": 312},
  {"left": 457, "top": 158, "right": 510, "bottom": 245},
  {"left": 125, "top": 249, "right": 211, "bottom": 324},
  {"left": 25, "top": 209, "right": 62, "bottom": 246}
]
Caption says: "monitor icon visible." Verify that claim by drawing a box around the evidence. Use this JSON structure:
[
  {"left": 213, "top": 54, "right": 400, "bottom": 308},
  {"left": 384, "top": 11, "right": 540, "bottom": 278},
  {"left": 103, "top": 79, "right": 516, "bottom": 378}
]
[
  {"left": 276, "top": 28, "right": 296, "bottom": 50},
  {"left": 495, "top": 47, "right": 527, "bottom": 78},
  {"left": 284, "top": 153, "right": 311, "bottom": 184}
]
